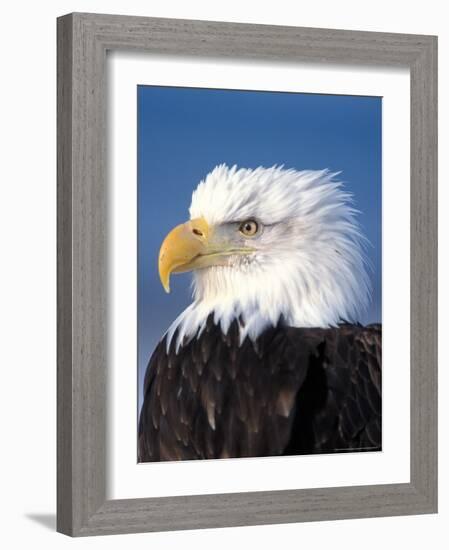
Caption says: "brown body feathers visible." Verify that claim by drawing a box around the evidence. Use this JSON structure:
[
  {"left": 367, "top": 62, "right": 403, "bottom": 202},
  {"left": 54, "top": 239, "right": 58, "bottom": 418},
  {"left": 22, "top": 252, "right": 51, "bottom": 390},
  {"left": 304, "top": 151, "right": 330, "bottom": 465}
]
[{"left": 138, "top": 316, "right": 381, "bottom": 462}]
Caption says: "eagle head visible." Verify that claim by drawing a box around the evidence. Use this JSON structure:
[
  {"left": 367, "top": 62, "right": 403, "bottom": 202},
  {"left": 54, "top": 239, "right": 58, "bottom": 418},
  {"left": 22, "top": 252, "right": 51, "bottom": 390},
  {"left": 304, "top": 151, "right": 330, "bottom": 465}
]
[{"left": 159, "top": 164, "right": 371, "bottom": 351}]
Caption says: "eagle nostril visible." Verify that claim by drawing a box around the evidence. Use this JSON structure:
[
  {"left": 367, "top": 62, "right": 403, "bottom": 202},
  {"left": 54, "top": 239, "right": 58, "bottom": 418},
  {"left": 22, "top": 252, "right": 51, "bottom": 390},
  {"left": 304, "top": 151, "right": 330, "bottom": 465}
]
[{"left": 192, "top": 228, "right": 203, "bottom": 237}]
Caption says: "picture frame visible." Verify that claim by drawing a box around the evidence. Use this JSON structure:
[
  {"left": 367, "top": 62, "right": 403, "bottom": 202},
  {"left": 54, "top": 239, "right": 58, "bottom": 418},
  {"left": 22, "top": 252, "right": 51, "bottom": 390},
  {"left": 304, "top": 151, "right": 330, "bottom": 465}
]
[{"left": 57, "top": 12, "right": 437, "bottom": 536}]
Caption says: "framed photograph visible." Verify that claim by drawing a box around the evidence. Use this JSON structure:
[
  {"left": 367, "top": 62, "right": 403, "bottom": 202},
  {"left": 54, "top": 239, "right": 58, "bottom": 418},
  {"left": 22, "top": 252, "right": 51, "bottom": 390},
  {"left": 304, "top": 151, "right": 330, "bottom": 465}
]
[{"left": 57, "top": 13, "right": 437, "bottom": 536}]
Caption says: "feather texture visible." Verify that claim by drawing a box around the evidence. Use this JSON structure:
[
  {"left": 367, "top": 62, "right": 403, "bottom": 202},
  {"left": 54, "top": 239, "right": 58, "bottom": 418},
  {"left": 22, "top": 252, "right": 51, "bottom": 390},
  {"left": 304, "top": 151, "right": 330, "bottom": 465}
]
[
  {"left": 138, "top": 318, "right": 381, "bottom": 461},
  {"left": 166, "top": 165, "right": 371, "bottom": 352}
]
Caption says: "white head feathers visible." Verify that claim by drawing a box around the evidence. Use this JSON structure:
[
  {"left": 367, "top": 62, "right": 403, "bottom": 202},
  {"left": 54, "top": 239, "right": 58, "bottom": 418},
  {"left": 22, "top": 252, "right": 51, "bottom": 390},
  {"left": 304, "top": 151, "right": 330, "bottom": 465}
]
[{"left": 166, "top": 164, "right": 371, "bottom": 352}]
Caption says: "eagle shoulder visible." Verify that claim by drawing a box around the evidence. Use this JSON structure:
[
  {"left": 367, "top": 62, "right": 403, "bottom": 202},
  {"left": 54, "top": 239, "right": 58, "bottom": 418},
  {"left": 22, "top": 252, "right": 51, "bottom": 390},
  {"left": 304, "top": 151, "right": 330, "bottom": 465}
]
[{"left": 138, "top": 320, "right": 382, "bottom": 461}]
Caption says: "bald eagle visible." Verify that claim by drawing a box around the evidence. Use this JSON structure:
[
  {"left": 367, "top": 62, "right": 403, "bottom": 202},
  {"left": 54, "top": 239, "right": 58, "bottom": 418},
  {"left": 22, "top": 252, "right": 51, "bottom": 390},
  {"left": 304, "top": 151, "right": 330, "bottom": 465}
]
[{"left": 138, "top": 165, "right": 381, "bottom": 461}]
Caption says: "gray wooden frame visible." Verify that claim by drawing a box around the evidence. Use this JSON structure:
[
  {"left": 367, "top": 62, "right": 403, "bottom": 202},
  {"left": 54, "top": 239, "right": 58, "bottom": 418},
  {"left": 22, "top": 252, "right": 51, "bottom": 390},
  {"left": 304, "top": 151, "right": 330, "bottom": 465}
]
[{"left": 57, "top": 12, "right": 438, "bottom": 537}]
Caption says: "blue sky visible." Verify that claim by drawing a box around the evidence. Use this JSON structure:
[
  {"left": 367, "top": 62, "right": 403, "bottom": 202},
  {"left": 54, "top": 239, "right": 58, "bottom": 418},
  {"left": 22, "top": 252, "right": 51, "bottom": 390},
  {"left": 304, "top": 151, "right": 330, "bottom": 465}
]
[{"left": 137, "top": 86, "right": 382, "bottom": 411}]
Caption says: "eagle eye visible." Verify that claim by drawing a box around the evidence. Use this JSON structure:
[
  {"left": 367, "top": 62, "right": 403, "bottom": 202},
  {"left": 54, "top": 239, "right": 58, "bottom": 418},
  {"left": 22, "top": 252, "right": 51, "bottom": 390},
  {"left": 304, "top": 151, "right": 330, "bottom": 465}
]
[{"left": 239, "top": 219, "right": 259, "bottom": 237}]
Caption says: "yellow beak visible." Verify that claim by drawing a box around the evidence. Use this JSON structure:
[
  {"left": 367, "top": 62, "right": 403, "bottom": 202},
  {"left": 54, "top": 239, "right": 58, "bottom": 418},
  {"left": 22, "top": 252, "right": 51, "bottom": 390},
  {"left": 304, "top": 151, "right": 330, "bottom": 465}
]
[
  {"left": 158, "top": 217, "right": 212, "bottom": 293},
  {"left": 158, "top": 217, "right": 255, "bottom": 293}
]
